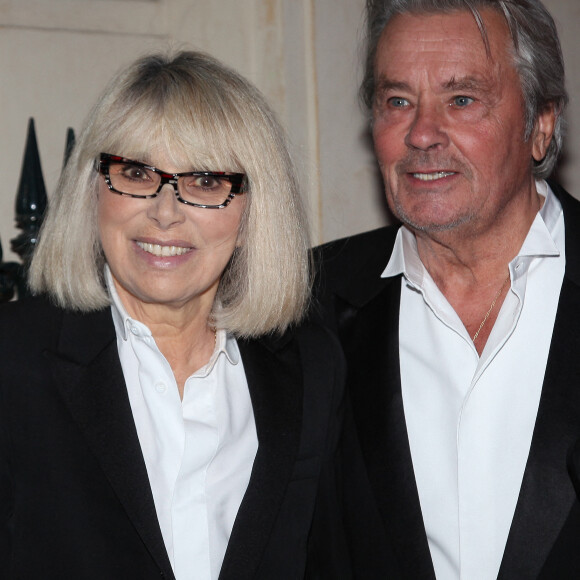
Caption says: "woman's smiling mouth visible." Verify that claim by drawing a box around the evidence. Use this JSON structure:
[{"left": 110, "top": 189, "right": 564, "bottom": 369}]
[{"left": 136, "top": 242, "right": 192, "bottom": 257}]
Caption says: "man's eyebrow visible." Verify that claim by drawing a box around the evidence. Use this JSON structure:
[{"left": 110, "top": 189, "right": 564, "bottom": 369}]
[
  {"left": 374, "top": 78, "right": 412, "bottom": 94},
  {"left": 443, "top": 75, "right": 493, "bottom": 93},
  {"left": 375, "top": 76, "right": 494, "bottom": 95}
]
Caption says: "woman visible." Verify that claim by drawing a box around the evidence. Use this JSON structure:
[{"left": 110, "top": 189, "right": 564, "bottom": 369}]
[{"left": 0, "top": 51, "right": 343, "bottom": 579}]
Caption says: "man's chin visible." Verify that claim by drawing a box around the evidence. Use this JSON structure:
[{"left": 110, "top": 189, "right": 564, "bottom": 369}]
[{"left": 395, "top": 207, "right": 470, "bottom": 235}]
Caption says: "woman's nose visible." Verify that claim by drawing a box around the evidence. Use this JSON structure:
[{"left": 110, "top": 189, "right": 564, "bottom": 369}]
[{"left": 146, "top": 183, "right": 186, "bottom": 228}]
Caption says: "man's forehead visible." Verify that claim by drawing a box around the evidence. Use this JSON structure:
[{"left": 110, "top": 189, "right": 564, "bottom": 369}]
[
  {"left": 375, "top": 9, "right": 512, "bottom": 81},
  {"left": 379, "top": 8, "right": 510, "bottom": 56}
]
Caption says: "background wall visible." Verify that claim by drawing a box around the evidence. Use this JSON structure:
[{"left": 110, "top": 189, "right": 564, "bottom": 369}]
[{"left": 0, "top": 0, "right": 577, "bottom": 262}]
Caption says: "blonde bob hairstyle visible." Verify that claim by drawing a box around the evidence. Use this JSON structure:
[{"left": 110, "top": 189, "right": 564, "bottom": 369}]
[{"left": 29, "top": 50, "right": 311, "bottom": 338}]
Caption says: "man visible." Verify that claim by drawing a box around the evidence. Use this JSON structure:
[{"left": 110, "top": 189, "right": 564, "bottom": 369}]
[{"left": 316, "top": 0, "right": 580, "bottom": 578}]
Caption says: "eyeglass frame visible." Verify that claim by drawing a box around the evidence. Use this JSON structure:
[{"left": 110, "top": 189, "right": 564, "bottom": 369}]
[{"left": 96, "top": 153, "right": 246, "bottom": 209}]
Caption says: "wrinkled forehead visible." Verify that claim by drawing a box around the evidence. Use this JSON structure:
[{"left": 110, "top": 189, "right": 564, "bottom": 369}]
[
  {"left": 377, "top": 8, "right": 514, "bottom": 75},
  {"left": 391, "top": 5, "right": 514, "bottom": 49}
]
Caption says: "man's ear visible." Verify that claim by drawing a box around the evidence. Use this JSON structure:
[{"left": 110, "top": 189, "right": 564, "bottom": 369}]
[{"left": 532, "top": 105, "right": 557, "bottom": 162}]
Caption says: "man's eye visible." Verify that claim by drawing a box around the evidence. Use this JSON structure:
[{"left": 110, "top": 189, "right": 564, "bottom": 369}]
[
  {"left": 453, "top": 96, "right": 474, "bottom": 107},
  {"left": 387, "top": 97, "right": 409, "bottom": 108}
]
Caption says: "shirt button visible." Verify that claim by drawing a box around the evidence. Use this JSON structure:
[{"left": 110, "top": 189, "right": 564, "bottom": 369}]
[
  {"left": 155, "top": 382, "right": 167, "bottom": 394},
  {"left": 130, "top": 325, "right": 139, "bottom": 335}
]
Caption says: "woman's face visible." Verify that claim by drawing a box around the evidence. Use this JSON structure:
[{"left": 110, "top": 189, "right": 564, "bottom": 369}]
[{"left": 97, "top": 150, "right": 245, "bottom": 318}]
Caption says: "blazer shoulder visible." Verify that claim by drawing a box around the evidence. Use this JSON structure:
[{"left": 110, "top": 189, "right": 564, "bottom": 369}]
[
  {"left": 312, "top": 225, "right": 400, "bottom": 310},
  {"left": 548, "top": 181, "right": 580, "bottom": 285},
  {"left": 0, "top": 293, "right": 59, "bottom": 320},
  {"left": 0, "top": 295, "right": 63, "bottom": 350},
  {"left": 240, "top": 318, "right": 344, "bottom": 405},
  {"left": 314, "top": 225, "right": 399, "bottom": 267},
  {"left": 0, "top": 296, "right": 114, "bottom": 364}
]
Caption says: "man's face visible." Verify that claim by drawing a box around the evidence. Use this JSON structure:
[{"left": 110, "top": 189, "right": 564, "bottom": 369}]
[{"left": 372, "top": 9, "right": 552, "bottom": 237}]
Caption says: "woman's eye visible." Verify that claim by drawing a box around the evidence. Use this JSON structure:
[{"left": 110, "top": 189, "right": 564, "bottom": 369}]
[
  {"left": 190, "top": 176, "right": 221, "bottom": 190},
  {"left": 122, "top": 165, "right": 150, "bottom": 181},
  {"left": 453, "top": 96, "right": 474, "bottom": 107}
]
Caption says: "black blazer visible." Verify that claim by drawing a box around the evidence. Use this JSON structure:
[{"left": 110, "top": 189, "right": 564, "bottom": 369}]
[
  {"left": 0, "top": 296, "right": 345, "bottom": 579},
  {"left": 315, "top": 184, "right": 580, "bottom": 579}
]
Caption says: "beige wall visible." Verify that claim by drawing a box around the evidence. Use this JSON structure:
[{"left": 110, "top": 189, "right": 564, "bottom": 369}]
[{"left": 0, "top": 0, "right": 577, "bottom": 263}]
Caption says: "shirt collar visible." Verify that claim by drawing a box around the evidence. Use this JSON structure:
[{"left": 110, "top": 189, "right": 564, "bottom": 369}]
[
  {"left": 381, "top": 180, "right": 561, "bottom": 283},
  {"left": 105, "top": 265, "right": 239, "bottom": 366},
  {"left": 518, "top": 179, "right": 561, "bottom": 258}
]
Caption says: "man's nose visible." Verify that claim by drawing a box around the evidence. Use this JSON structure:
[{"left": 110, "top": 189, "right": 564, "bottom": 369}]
[{"left": 404, "top": 103, "right": 449, "bottom": 151}]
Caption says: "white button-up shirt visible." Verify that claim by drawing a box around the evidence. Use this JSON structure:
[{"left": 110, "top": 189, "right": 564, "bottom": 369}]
[
  {"left": 382, "top": 181, "right": 565, "bottom": 579},
  {"left": 107, "top": 271, "right": 258, "bottom": 580}
]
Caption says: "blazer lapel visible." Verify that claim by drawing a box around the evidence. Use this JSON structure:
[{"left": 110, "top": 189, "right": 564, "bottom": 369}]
[
  {"left": 46, "top": 309, "right": 174, "bottom": 579},
  {"left": 322, "top": 226, "right": 435, "bottom": 578},
  {"left": 499, "top": 187, "right": 580, "bottom": 578},
  {"left": 219, "top": 334, "right": 303, "bottom": 580},
  {"left": 497, "top": 278, "right": 580, "bottom": 578},
  {"left": 343, "top": 277, "right": 436, "bottom": 579}
]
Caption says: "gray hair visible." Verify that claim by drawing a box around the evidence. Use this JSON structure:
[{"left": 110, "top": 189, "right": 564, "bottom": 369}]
[
  {"left": 361, "top": 0, "right": 568, "bottom": 178},
  {"left": 29, "top": 51, "right": 311, "bottom": 338}
]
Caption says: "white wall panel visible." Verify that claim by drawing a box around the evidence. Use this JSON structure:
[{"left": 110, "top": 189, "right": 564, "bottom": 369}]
[{"left": 0, "top": 0, "right": 577, "bottom": 265}]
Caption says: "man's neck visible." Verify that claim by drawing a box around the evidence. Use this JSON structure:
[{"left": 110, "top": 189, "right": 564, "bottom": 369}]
[
  {"left": 413, "top": 189, "right": 543, "bottom": 290},
  {"left": 410, "top": 189, "right": 543, "bottom": 354}
]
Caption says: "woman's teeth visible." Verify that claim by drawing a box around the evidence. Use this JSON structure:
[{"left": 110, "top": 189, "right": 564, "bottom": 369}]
[{"left": 137, "top": 242, "right": 191, "bottom": 257}]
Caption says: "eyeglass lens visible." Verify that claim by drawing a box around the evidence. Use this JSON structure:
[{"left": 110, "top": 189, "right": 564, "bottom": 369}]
[{"left": 108, "top": 160, "right": 237, "bottom": 206}]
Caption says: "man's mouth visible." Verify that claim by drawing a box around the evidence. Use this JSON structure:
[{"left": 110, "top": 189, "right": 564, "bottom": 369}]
[
  {"left": 136, "top": 242, "right": 192, "bottom": 257},
  {"left": 411, "top": 171, "right": 456, "bottom": 181}
]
